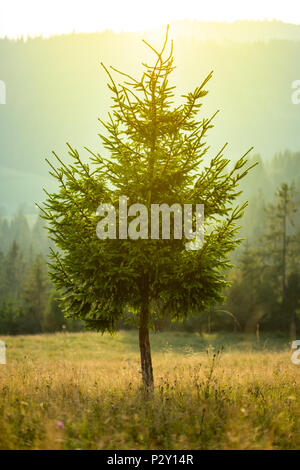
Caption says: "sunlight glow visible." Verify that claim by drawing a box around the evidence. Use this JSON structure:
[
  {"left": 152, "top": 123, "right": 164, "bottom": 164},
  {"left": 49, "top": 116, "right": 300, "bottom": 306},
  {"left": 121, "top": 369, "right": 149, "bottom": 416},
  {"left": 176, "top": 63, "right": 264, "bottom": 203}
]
[{"left": 0, "top": 0, "right": 300, "bottom": 38}]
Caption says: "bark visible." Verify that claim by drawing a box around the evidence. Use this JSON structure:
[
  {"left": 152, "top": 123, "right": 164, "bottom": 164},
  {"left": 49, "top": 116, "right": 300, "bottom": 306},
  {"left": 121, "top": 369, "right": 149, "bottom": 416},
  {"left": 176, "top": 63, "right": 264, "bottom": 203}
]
[{"left": 139, "top": 302, "right": 154, "bottom": 391}]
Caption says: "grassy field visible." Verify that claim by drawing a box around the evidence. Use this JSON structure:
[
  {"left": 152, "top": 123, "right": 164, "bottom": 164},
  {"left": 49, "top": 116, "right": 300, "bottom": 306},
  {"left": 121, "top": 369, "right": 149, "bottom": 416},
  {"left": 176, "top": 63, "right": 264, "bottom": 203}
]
[{"left": 0, "top": 330, "right": 299, "bottom": 450}]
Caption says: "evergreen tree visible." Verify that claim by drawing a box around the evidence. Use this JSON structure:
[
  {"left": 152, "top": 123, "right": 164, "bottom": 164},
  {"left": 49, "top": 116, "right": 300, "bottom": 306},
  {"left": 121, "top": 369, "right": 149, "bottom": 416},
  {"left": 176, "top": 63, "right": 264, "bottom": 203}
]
[
  {"left": 10, "top": 210, "right": 31, "bottom": 254},
  {"left": 5, "top": 240, "right": 24, "bottom": 299},
  {"left": 0, "top": 299, "right": 23, "bottom": 335},
  {"left": 40, "top": 29, "right": 254, "bottom": 389},
  {"left": 237, "top": 243, "right": 262, "bottom": 331},
  {"left": 0, "top": 218, "right": 10, "bottom": 254},
  {"left": 43, "top": 290, "right": 65, "bottom": 332},
  {"left": 22, "top": 254, "right": 50, "bottom": 332},
  {"left": 32, "top": 212, "right": 51, "bottom": 255},
  {"left": 0, "top": 250, "right": 5, "bottom": 298},
  {"left": 260, "top": 183, "right": 299, "bottom": 334},
  {"left": 226, "top": 241, "right": 277, "bottom": 332}
]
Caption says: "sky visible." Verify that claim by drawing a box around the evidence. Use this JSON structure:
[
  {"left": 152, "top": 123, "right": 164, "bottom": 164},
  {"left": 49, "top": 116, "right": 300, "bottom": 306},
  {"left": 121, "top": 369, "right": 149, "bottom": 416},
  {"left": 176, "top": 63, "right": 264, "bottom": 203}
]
[{"left": 0, "top": 0, "right": 300, "bottom": 38}]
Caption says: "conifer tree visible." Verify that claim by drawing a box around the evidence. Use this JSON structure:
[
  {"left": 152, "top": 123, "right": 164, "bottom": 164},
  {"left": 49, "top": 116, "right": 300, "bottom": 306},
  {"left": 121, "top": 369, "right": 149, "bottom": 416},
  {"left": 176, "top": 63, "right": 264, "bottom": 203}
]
[
  {"left": 5, "top": 240, "right": 24, "bottom": 299},
  {"left": 40, "top": 28, "right": 254, "bottom": 389},
  {"left": 260, "top": 182, "right": 299, "bottom": 334},
  {"left": 22, "top": 254, "right": 50, "bottom": 331}
]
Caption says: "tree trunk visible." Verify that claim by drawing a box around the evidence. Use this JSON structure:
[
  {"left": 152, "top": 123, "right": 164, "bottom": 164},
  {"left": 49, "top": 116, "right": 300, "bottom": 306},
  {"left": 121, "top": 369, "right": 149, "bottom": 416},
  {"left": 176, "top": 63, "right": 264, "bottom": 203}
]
[{"left": 139, "top": 303, "right": 154, "bottom": 391}]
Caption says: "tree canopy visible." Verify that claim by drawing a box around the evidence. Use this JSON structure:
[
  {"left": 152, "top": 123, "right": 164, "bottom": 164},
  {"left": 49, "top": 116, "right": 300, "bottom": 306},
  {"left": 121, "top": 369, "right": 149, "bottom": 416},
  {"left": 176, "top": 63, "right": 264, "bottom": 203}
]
[{"left": 40, "top": 28, "right": 255, "bottom": 388}]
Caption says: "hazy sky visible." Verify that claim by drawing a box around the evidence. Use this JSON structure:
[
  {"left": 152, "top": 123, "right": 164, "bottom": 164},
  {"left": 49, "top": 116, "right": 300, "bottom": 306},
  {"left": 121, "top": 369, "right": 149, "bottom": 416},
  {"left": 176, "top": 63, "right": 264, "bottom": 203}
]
[{"left": 0, "top": 0, "right": 300, "bottom": 37}]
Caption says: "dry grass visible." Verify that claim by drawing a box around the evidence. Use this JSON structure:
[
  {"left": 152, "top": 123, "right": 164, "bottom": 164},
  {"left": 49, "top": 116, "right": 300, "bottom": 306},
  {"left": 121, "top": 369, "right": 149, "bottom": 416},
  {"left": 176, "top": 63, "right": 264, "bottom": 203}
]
[{"left": 0, "top": 331, "right": 299, "bottom": 449}]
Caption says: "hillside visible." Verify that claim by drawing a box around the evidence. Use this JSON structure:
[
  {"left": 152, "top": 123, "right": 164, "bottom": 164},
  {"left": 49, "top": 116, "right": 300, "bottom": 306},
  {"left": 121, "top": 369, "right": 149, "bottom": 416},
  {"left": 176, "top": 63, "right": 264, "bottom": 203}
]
[{"left": 1, "top": 20, "right": 300, "bottom": 213}]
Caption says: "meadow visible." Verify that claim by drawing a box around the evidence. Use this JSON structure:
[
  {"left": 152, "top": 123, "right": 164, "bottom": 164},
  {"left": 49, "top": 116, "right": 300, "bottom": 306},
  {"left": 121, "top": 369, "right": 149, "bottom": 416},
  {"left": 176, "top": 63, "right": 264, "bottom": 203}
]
[{"left": 0, "top": 331, "right": 299, "bottom": 450}]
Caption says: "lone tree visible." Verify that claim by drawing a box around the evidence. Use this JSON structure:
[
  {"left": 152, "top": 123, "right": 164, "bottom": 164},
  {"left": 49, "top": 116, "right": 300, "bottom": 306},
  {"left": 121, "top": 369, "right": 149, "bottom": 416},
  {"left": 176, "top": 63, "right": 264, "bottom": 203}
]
[{"left": 40, "top": 28, "right": 254, "bottom": 390}]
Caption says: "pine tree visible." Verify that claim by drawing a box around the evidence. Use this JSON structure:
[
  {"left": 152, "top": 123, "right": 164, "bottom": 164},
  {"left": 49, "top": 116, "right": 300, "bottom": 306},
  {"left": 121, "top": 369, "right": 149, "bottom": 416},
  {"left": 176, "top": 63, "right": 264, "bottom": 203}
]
[
  {"left": 260, "top": 182, "right": 299, "bottom": 334},
  {"left": 0, "top": 249, "right": 5, "bottom": 298},
  {"left": 43, "top": 290, "right": 65, "bottom": 332},
  {"left": 40, "top": 28, "right": 254, "bottom": 389},
  {"left": 0, "top": 217, "right": 10, "bottom": 253},
  {"left": 5, "top": 240, "right": 24, "bottom": 299},
  {"left": 22, "top": 254, "right": 50, "bottom": 332},
  {"left": 10, "top": 210, "right": 31, "bottom": 254}
]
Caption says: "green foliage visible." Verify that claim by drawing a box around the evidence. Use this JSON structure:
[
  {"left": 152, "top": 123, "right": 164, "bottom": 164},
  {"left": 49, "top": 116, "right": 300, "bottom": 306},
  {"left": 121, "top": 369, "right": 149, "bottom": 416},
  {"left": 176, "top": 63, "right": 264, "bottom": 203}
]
[
  {"left": 0, "top": 232, "right": 84, "bottom": 335},
  {"left": 259, "top": 183, "right": 300, "bottom": 331},
  {"left": 0, "top": 299, "right": 24, "bottom": 335},
  {"left": 40, "top": 30, "right": 254, "bottom": 332},
  {"left": 22, "top": 254, "right": 50, "bottom": 332},
  {"left": 224, "top": 183, "right": 300, "bottom": 334}
]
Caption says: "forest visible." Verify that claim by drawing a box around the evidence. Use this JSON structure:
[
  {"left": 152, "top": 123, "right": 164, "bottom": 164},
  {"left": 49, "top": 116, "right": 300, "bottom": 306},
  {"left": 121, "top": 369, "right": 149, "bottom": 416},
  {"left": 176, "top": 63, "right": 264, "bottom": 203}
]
[{"left": 0, "top": 149, "right": 299, "bottom": 336}]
